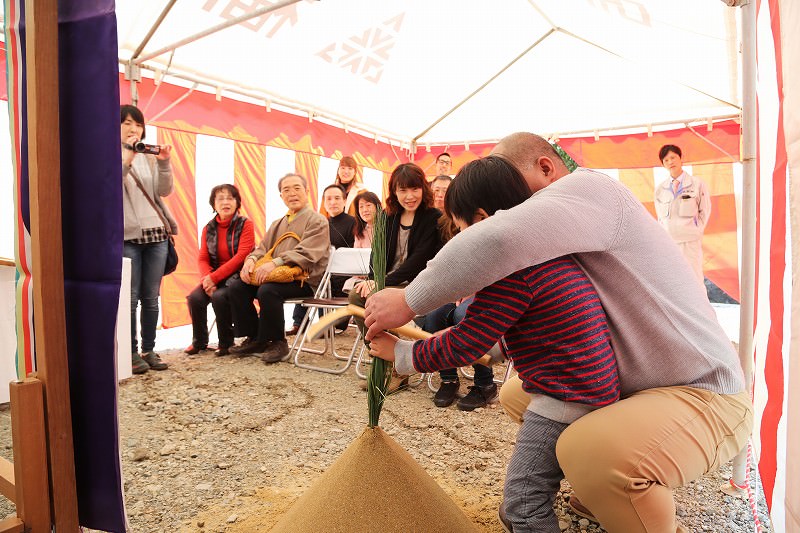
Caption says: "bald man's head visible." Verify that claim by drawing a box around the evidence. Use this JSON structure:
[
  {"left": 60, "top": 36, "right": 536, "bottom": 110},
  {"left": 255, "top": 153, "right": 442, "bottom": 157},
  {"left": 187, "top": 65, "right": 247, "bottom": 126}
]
[{"left": 491, "top": 132, "right": 569, "bottom": 192}]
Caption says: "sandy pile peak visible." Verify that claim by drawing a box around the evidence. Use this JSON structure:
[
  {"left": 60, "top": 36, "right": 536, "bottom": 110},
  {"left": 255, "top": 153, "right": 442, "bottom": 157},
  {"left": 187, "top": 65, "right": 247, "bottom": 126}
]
[{"left": 270, "top": 426, "right": 480, "bottom": 533}]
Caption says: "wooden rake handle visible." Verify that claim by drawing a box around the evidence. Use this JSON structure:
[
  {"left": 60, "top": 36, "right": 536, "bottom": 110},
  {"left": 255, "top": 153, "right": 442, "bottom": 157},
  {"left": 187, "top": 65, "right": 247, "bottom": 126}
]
[{"left": 305, "top": 304, "right": 492, "bottom": 367}]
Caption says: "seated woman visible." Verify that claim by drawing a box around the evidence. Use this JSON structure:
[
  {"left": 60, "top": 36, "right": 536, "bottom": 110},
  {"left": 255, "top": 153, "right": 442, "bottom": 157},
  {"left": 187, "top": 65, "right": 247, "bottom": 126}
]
[
  {"left": 185, "top": 184, "right": 255, "bottom": 356},
  {"left": 353, "top": 190, "right": 381, "bottom": 248},
  {"left": 341, "top": 190, "right": 382, "bottom": 295},
  {"left": 349, "top": 163, "right": 443, "bottom": 390}
]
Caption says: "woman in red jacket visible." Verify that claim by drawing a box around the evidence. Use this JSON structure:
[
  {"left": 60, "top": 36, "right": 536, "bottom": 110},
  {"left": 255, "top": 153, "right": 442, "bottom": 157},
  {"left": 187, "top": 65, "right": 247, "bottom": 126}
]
[{"left": 185, "top": 184, "right": 255, "bottom": 356}]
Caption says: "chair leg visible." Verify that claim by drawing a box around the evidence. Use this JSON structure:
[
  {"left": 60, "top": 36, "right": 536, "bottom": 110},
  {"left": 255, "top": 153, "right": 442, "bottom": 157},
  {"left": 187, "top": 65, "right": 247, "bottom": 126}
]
[{"left": 294, "top": 317, "right": 360, "bottom": 375}]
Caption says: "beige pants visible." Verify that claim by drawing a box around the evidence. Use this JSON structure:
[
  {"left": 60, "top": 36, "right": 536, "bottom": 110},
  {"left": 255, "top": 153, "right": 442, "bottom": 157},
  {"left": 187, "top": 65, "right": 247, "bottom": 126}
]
[
  {"left": 677, "top": 239, "right": 704, "bottom": 285},
  {"left": 499, "top": 375, "right": 753, "bottom": 533}
]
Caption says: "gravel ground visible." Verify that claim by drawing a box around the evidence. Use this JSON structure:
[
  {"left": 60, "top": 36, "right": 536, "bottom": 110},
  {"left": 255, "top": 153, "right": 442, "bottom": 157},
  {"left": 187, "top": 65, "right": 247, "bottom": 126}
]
[{"left": 0, "top": 327, "right": 774, "bottom": 532}]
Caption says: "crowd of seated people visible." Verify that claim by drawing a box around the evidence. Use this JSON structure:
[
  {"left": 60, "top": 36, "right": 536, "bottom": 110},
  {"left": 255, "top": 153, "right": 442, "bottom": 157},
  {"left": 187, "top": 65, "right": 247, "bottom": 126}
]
[{"left": 126, "top": 123, "right": 489, "bottom": 409}]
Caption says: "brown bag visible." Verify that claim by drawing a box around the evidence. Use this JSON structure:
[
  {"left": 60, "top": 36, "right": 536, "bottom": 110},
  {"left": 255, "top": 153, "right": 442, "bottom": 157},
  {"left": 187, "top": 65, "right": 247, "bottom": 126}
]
[{"left": 251, "top": 232, "right": 309, "bottom": 285}]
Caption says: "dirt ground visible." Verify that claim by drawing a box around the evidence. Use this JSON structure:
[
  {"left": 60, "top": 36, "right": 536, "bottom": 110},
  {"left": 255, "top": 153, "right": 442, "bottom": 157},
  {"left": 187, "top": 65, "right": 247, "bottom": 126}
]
[{"left": 0, "top": 326, "right": 773, "bottom": 532}]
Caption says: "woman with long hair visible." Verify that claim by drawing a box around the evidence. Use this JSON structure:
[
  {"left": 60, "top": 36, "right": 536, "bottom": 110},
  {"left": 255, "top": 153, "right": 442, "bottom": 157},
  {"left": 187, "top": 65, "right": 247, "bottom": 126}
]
[
  {"left": 352, "top": 190, "right": 381, "bottom": 248},
  {"left": 326, "top": 155, "right": 367, "bottom": 217}
]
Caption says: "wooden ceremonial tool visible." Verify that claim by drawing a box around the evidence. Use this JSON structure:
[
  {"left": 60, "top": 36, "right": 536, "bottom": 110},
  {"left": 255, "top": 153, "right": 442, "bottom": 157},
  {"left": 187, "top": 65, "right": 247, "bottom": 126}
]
[{"left": 306, "top": 305, "right": 492, "bottom": 366}]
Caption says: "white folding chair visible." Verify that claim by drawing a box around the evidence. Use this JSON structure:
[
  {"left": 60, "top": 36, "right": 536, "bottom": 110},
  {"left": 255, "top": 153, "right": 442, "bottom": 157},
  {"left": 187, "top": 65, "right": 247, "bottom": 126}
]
[{"left": 292, "top": 247, "right": 372, "bottom": 374}]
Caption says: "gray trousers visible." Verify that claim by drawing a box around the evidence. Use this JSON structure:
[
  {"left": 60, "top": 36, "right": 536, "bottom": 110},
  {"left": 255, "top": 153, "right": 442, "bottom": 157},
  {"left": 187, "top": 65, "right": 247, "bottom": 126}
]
[{"left": 504, "top": 411, "right": 569, "bottom": 533}]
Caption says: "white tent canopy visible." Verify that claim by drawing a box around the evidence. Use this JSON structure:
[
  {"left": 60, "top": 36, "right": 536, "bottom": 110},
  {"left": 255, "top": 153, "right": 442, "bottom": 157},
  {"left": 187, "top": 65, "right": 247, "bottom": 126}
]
[{"left": 115, "top": 0, "right": 741, "bottom": 145}]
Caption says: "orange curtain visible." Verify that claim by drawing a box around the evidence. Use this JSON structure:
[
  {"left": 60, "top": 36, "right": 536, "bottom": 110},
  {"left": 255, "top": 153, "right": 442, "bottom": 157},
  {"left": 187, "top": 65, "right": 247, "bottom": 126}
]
[
  {"left": 234, "top": 142, "right": 267, "bottom": 244},
  {"left": 295, "top": 151, "right": 321, "bottom": 211},
  {"left": 619, "top": 164, "right": 739, "bottom": 301},
  {"left": 693, "top": 164, "right": 739, "bottom": 300},
  {"left": 159, "top": 129, "right": 197, "bottom": 328}
]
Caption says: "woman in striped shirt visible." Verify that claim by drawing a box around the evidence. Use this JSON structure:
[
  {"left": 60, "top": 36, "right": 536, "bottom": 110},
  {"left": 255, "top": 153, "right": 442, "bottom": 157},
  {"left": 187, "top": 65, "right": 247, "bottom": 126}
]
[{"left": 369, "top": 155, "right": 620, "bottom": 533}]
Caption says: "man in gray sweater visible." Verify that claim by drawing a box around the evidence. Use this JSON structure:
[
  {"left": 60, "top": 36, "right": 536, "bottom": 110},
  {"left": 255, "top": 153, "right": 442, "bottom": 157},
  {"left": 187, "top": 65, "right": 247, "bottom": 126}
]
[{"left": 364, "top": 133, "right": 752, "bottom": 533}]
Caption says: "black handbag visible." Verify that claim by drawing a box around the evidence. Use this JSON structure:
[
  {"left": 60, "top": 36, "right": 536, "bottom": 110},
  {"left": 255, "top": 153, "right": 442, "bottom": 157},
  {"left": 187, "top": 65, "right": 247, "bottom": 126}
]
[
  {"left": 164, "top": 235, "right": 179, "bottom": 275},
  {"left": 128, "top": 168, "right": 179, "bottom": 275}
]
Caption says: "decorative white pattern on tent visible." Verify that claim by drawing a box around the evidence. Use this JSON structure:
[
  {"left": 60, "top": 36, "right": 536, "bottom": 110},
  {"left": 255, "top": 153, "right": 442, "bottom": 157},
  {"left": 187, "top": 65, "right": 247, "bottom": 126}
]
[{"left": 114, "top": 0, "right": 741, "bottom": 144}]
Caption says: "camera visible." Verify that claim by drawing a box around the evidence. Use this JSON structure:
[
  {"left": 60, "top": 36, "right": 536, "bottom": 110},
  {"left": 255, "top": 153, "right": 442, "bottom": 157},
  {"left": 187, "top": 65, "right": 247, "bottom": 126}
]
[{"left": 133, "top": 141, "right": 161, "bottom": 155}]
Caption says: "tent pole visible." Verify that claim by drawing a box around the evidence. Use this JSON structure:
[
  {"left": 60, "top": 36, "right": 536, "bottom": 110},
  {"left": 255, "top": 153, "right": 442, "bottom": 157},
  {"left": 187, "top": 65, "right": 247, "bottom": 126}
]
[
  {"left": 731, "top": 0, "right": 757, "bottom": 488},
  {"left": 134, "top": 0, "right": 303, "bottom": 65},
  {"left": 130, "top": 0, "right": 178, "bottom": 61}
]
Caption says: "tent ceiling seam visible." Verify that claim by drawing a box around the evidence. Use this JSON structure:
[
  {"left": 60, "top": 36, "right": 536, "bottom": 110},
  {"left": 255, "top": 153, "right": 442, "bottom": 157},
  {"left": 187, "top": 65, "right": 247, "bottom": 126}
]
[
  {"left": 526, "top": 0, "right": 557, "bottom": 29},
  {"left": 558, "top": 28, "right": 742, "bottom": 111},
  {"left": 412, "top": 28, "right": 556, "bottom": 142}
]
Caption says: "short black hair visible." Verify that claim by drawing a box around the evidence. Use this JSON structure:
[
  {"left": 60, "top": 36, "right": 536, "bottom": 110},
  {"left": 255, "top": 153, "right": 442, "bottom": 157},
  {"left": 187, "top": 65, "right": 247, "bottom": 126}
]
[
  {"left": 659, "top": 144, "right": 682, "bottom": 162},
  {"left": 436, "top": 152, "right": 452, "bottom": 162},
  {"left": 120, "top": 104, "right": 146, "bottom": 140},
  {"left": 445, "top": 155, "right": 531, "bottom": 224},
  {"left": 209, "top": 184, "right": 241, "bottom": 212},
  {"left": 432, "top": 175, "right": 453, "bottom": 184},
  {"left": 322, "top": 184, "right": 346, "bottom": 197}
]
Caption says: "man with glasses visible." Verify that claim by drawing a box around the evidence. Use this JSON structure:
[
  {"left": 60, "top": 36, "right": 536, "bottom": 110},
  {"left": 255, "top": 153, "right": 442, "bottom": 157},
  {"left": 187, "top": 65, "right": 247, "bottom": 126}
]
[{"left": 435, "top": 152, "right": 453, "bottom": 177}]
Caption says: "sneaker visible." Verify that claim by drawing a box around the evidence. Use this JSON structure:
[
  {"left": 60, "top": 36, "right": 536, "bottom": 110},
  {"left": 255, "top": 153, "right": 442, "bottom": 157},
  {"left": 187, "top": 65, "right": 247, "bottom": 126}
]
[
  {"left": 131, "top": 353, "right": 149, "bottom": 374},
  {"left": 498, "top": 500, "right": 513, "bottom": 533},
  {"left": 230, "top": 338, "right": 270, "bottom": 356},
  {"left": 567, "top": 494, "right": 599, "bottom": 523},
  {"left": 456, "top": 383, "right": 498, "bottom": 411},
  {"left": 433, "top": 380, "right": 460, "bottom": 408},
  {"left": 183, "top": 344, "right": 206, "bottom": 355},
  {"left": 141, "top": 351, "right": 168, "bottom": 371},
  {"left": 261, "top": 340, "right": 290, "bottom": 364}
]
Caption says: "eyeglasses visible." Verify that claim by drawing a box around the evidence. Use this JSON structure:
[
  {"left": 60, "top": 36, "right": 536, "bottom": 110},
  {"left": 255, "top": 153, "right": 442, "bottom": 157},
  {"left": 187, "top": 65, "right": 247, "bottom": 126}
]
[{"left": 437, "top": 160, "right": 452, "bottom": 166}]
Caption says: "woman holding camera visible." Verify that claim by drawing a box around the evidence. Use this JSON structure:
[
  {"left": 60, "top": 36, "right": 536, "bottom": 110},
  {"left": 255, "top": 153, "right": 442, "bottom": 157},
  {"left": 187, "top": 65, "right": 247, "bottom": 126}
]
[{"left": 121, "top": 104, "right": 177, "bottom": 374}]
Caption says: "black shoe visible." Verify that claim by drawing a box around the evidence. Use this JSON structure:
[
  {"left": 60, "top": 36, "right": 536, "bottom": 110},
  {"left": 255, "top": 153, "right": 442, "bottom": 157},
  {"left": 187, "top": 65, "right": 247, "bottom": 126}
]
[
  {"left": 457, "top": 383, "right": 498, "bottom": 411},
  {"left": 230, "top": 338, "right": 270, "bottom": 356},
  {"left": 184, "top": 344, "right": 207, "bottom": 355},
  {"left": 141, "top": 351, "right": 168, "bottom": 371},
  {"left": 261, "top": 340, "right": 290, "bottom": 364},
  {"left": 214, "top": 346, "right": 231, "bottom": 356},
  {"left": 285, "top": 325, "right": 300, "bottom": 336},
  {"left": 433, "top": 380, "right": 460, "bottom": 408},
  {"left": 498, "top": 500, "right": 513, "bottom": 533}
]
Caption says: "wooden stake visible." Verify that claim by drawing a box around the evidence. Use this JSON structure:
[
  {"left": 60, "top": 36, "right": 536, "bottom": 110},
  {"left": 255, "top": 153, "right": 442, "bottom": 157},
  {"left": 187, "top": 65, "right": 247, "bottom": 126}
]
[
  {"left": 10, "top": 378, "right": 51, "bottom": 532},
  {"left": 24, "top": 0, "right": 80, "bottom": 528}
]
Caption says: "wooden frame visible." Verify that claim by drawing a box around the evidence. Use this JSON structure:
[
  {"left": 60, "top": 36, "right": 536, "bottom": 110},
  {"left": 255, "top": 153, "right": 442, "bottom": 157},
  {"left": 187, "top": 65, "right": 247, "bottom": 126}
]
[{"left": 0, "top": 0, "right": 81, "bottom": 530}]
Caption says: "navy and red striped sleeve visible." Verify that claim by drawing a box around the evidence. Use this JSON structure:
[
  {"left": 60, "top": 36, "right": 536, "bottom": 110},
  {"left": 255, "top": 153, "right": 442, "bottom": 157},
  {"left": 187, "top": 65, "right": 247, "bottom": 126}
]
[{"left": 411, "top": 271, "right": 531, "bottom": 373}]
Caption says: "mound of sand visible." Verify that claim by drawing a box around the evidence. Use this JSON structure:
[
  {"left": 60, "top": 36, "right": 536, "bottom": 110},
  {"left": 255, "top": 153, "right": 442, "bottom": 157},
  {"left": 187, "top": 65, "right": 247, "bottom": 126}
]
[{"left": 270, "top": 426, "right": 480, "bottom": 533}]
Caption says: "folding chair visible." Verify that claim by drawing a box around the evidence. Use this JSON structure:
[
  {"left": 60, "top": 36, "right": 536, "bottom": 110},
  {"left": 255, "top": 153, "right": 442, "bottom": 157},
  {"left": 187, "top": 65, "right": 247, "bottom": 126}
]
[{"left": 292, "top": 247, "right": 372, "bottom": 374}]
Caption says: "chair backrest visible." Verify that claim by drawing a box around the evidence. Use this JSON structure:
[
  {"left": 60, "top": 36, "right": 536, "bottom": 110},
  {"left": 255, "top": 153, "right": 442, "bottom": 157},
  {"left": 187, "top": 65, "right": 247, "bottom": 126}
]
[{"left": 327, "top": 247, "right": 371, "bottom": 276}]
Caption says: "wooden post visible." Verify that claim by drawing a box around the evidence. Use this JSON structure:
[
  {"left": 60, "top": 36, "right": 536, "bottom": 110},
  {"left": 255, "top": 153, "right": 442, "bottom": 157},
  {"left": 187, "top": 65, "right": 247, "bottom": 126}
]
[
  {"left": 10, "top": 379, "right": 51, "bottom": 532},
  {"left": 24, "top": 0, "right": 80, "bottom": 528}
]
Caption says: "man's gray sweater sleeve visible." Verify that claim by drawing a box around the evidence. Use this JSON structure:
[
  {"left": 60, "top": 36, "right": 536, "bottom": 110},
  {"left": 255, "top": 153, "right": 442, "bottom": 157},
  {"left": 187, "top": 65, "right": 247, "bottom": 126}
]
[{"left": 405, "top": 169, "right": 624, "bottom": 315}]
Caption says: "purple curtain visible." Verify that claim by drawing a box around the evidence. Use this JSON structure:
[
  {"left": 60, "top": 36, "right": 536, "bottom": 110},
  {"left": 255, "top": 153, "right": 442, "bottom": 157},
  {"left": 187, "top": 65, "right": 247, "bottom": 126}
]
[{"left": 12, "top": 1, "right": 126, "bottom": 530}]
